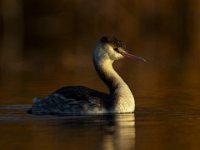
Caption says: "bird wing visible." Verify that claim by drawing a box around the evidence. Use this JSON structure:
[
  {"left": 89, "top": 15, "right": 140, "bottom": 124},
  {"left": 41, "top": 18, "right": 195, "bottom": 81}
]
[{"left": 29, "top": 86, "right": 109, "bottom": 115}]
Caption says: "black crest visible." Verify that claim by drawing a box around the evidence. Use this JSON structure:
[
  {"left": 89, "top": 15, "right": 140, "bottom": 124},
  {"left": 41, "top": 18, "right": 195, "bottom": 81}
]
[{"left": 100, "top": 36, "right": 126, "bottom": 50}]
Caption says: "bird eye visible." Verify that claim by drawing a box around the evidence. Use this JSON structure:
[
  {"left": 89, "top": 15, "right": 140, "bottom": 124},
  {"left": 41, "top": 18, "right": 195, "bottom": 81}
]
[{"left": 114, "top": 48, "right": 119, "bottom": 52}]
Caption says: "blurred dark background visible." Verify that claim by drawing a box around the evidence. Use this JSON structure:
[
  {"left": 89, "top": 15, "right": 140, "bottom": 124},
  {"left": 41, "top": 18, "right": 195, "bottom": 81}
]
[{"left": 0, "top": 0, "right": 200, "bottom": 106}]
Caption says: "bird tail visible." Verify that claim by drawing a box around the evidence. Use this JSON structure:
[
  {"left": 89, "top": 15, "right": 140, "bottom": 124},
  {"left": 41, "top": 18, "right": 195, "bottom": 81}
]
[{"left": 27, "top": 97, "right": 45, "bottom": 115}]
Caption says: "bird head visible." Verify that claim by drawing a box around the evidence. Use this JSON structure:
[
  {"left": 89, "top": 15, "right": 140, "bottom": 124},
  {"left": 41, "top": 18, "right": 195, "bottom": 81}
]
[{"left": 94, "top": 36, "right": 146, "bottom": 62}]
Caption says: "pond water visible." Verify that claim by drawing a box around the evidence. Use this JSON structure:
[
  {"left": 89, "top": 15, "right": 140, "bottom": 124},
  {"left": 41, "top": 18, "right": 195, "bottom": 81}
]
[
  {"left": 0, "top": 65, "right": 200, "bottom": 150},
  {"left": 1, "top": 104, "right": 200, "bottom": 150}
]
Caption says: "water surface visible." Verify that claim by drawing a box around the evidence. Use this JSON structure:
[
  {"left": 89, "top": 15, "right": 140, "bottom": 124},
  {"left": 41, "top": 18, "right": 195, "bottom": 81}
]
[
  {"left": 1, "top": 56, "right": 200, "bottom": 150},
  {"left": 1, "top": 95, "right": 200, "bottom": 150}
]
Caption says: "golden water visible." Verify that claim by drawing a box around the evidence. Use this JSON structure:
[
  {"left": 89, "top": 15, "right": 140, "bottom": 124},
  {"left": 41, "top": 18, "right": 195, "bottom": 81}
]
[{"left": 0, "top": 62, "right": 200, "bottom": 150}]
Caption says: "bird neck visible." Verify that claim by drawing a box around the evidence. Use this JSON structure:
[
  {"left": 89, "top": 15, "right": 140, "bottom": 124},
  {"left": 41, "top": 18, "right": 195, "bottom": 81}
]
[{"left": 93, "top": 57, "right": 133, "bottom": 100}]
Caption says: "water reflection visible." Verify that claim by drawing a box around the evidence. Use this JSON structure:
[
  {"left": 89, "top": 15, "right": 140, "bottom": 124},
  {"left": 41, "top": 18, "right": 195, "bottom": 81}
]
[
  {"left": 0, "top": 106, "right": 136, "bottom": 150},
  {"left": 56, "top": 114, "right": 136, "bottom": 150},
  {"left": 98, "top": 114, "right": 135, "bottom": 150},
  {"left": 3, "top": 105, "right": 200, "bottom": 150}
]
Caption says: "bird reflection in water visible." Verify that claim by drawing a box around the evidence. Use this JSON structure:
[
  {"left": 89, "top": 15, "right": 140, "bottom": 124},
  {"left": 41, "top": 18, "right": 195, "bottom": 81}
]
[
  {"left": 26, "top": 114, "right": 135, "bottom": 150},
  {"left": 97, "top": 114, "right": 135, "bottom": 150}
]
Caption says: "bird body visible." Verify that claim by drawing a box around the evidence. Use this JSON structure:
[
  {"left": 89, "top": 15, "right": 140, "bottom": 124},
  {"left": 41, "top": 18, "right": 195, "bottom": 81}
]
[{"left": 29, "top": 36, "right": 145, "bottom": 115}]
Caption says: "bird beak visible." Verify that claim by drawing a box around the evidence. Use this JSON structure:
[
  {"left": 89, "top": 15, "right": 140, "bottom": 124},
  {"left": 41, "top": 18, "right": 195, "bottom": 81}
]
[{"left": 120, "top": 50, "right": 146, "bottom": 62}]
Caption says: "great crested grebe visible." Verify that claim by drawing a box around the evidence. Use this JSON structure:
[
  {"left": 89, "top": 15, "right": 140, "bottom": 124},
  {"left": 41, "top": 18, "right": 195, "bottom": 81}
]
[{"left": 28, "top": 36, "right": 145, "bottom": 115}]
